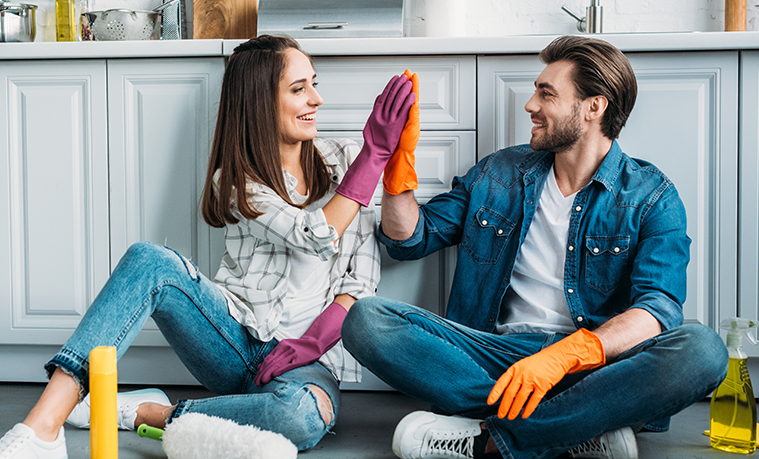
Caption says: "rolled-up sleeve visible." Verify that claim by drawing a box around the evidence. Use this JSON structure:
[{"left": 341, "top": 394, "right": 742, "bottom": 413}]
[
  {"left": 332, "top": 206, "right": 381, "bottom": 301},
  {"left": 629, "top": 184, "right": 691, "bottom": 331}
]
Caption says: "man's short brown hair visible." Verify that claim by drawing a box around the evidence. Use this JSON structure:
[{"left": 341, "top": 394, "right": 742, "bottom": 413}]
[{"left": 540, "top": 35, "right": 637, "bottom": 140}]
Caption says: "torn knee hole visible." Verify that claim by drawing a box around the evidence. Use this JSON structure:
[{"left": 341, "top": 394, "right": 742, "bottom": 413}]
[
  {"left": 168, "top": 248, "right": 199, "bottom": 281},
  {"left": 307, "top": 384, "right": 334, "bottom": 425}
]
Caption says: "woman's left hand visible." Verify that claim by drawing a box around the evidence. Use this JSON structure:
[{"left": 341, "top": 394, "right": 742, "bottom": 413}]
[{"left": 255, "top": 302, "right": 348, "bottom": 386}]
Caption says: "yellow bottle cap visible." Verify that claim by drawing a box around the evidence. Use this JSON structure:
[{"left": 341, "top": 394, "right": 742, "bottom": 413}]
[{"left": 89, "top": 347, "right": 117, "bottom": 374}]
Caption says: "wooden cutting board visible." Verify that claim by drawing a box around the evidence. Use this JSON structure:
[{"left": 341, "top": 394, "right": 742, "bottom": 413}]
[
  {"left": 725, "top": 0, "right": 747, "bottom": 31},
  {"left": 193, "top": 0, "right": 258, "bottom": 39}
]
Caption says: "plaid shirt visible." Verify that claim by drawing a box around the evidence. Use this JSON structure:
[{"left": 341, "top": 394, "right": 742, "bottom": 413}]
[{"left": 214, "top": 138, "right": 380, "bottom": 383}]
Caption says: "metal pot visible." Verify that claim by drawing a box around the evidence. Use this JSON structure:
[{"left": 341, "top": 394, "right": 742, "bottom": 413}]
[{"left": 0, "top": 3, "right": 37, "bottom": 42}]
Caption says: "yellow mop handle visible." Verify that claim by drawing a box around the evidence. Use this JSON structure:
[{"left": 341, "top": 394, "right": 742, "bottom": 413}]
[{"left": 90, "top": 346, "right": 118, "bottom": 459}]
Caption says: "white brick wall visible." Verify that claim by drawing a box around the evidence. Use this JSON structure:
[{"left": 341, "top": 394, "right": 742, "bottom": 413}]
[{"left": 408, "top": 0, "right": 759, "bottom": 36}]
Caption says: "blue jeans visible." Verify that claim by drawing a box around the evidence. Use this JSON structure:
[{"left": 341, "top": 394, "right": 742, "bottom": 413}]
[
  {"left": 342, "top": 297, "right": 728, "bottom": 459},
  {"left": 45, "top": 242, "right": 339, "bottom": 451}
]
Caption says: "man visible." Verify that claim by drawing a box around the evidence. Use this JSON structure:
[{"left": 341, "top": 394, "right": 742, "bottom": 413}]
[{"left": 342, "top": 35, "right": 728, "bottom": 459}]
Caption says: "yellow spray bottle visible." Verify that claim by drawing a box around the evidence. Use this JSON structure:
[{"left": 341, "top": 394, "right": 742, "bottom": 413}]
[{"left": 710, "top": 318, "right": 758, "bottom": 454}]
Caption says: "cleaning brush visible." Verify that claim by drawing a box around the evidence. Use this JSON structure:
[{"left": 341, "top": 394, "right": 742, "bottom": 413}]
[{"left": 139, "top": 413, "right": 298, "bottom": 459}]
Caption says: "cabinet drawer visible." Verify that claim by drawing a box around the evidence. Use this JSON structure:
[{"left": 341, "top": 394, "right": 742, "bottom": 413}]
[
  {"left": 319, "top": 131, "right": 476, "bottom": 205},
  {"left": 313, "top": 56, "right": 476, "bottom": 131}
]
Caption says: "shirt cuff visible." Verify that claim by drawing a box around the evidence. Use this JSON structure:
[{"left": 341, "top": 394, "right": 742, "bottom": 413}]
[{"left": 377, "top": 210, "right": 426, "bottom": 249}]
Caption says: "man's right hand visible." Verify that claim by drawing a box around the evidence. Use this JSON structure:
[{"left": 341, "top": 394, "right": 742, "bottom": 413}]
[{"left": 383, "top": 69, "right": 420, "bottom": 195}]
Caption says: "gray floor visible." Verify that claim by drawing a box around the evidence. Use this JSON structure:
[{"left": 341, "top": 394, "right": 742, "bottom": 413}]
[{"left": 0, "top": 382, "right": 738, "bottom": 458}]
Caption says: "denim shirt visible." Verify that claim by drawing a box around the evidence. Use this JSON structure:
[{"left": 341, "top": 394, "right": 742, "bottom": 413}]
[{"left": 378, "top": 141, "right": 691, "bottom": 334}]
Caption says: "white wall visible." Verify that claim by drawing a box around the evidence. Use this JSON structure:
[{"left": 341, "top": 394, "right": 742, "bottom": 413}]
[
  {"left": 32, "top": 0, "right": 759, "bottom": 42},
  {"left": 407, "top": 0, "right": 759, "bottom": 37}
]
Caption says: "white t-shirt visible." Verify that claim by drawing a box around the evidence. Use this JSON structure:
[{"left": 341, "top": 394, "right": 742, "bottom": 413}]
[
  {"left": 275, "top": 184, "right": 337, "bottom": 341},
  {"left": 496, "top": 164, "right": 577, "bottom": 335}
]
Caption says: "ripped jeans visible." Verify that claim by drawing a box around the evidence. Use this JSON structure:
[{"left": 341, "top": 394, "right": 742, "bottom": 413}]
[{"left": 45, "top": 242, "right": 339, "bottom": 450}]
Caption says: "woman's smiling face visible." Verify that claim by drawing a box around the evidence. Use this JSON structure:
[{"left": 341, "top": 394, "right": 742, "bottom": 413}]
[{"left": 277, "top": 48, "right": 323, "bottom": 150}]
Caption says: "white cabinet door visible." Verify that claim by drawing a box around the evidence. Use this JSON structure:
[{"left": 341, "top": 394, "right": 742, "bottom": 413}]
[
  {"left": 0, "top": 61, "right": 110, "bottom": 345},
  {"left": 107, "top": 57, "right": 225, "bottom": 347},
  {"left": 738, "top": 51, "right": 759, "bottom": 353},
  {"left": 477, "top": 52, "right": 740, "bottom": 330},
  {"left": 313, "top": 56, "right": 476, "bottom": 131}
]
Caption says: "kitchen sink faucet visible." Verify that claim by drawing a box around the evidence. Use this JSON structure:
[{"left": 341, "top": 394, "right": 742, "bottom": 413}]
[{"left": 562, "top": 0, "right": 603, "bottom": 33}]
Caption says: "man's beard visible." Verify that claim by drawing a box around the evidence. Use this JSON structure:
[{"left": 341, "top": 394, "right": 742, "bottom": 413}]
[{"left": 530, "top": 101, "right": 583, "bottom": 153}]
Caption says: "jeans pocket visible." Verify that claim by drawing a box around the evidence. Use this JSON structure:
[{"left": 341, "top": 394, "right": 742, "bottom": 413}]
[
  {"left": 584, "top": 236, "right": 630, "bottom": 293},
  {"left": 462, "top": 207, "right": 515, "bottom": 264}
]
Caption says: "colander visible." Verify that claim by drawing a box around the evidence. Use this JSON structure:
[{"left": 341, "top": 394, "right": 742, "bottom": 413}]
[{"left": 82, "top": 9, "right": 159, "bottom": 41}]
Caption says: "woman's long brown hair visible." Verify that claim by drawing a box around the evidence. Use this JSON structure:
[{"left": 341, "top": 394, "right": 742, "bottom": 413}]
[{"left": 201, "top": 35, "right": 331, "bottom": 228}]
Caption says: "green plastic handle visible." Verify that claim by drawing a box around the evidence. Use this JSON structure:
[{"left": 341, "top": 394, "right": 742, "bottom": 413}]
[{"left": 137, "top": 424, "right": 164, "bottom": 441}]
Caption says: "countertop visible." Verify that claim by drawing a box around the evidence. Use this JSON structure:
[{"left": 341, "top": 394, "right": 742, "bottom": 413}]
[{"left": 1, "top": 31, "right": 758, "bottom": 60}]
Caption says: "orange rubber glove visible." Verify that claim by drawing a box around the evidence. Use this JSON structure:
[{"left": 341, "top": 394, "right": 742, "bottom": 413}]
[
  {"left": 487, "top": 328, "right": 606, "bottom": 420},
  {"left": 383, "top": 69, "right": 420, "bottom": 195}
]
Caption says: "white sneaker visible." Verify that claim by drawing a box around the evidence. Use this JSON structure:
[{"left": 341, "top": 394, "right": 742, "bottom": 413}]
[
  {"left": 0, "top": 424, "right": 67, "bottom": 459},
  {"left": 66, "top": 388, "right": 170, "bottom": 431},
  {"left": 569, "top": 426, "right": 638, "bottom": 459},
  {"left": 392, "top": 411, "right": 483, "bottom": 459}
]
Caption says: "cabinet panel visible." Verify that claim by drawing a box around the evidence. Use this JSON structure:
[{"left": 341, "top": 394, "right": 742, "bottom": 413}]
[
  {"left": 739, "top": 51, "right": 759, "bottom": 354},
  {"left": 0, "top": 61, "right": 110, "bottom": 344},
  {"left": 477, "top": 54, "right": 544, "bottom": 159},
  {"left": 477, "top": 52, "right": 739, "bottom": 330},
  {"left": 313, "top": 56, "right": 476, "bottom": 131},
  {"left": 107, "top": 58, "right": 225, "bottom": 346}
]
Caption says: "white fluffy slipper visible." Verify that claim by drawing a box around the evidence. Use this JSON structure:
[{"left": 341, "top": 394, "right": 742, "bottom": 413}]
[{"left": 162, "top": 413, "right": 297, "bottom": 459}]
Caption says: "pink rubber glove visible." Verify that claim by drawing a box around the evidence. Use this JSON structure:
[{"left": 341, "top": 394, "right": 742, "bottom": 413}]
[
  {"left": 335, "top": 74, "right": 416, "bottom": 206},
  {"left": 254, "top": 302, "right": 348, "bottom": 386}
]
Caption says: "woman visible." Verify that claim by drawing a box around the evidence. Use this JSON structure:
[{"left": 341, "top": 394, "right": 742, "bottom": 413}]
[{"left": 0, "top": 34, "right": 415, "bottom": 458}]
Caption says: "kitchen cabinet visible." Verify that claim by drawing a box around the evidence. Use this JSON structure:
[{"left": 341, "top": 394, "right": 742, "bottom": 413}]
[
  {"left": 1, "top": 39, "right": 757, "bottom": 383},
  {"left": 0, "top": 57, "right": 225, "bottom": 382},
  {"left": 478, "top": 51, "right": 739, "bottom": 332}
]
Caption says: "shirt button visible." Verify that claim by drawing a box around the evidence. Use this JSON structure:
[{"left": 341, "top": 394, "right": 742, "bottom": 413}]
[
  {"left": 527, "top": 200, "right": 533, "bottom": 205},
  {"left": 568, "top": 288, "right": 574, "bottom": 294},
  {"left": 482, "top": 220, "right": 488, "bottom": 225},
  {"left": 614, "top": 247, "right": 620, "bottom": 253},
  {"left": 593, "top": 248, "right": 600, "bottom": 253},
  {"left": 575, "top": 206, "right": 582, "bottom": 212},
  {"left": 498, "top": 229, "right": 503, "bottom": 235},
  {"left": 568, "top": 246, "right": 574, "bottom": 251},
  {"left": 578, "top": 316, "right": 584, "bottom": 322},
  {"left": 332, "top": 175, "right": 338, "bottom": 181}
]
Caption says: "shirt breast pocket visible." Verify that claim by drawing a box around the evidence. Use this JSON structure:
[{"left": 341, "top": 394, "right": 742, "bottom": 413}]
[
  {"left": 462, "top": 207, "right": 515, "bottom": 265},
  {"left": 584, "top": 236, "right": 630, "bottom": 293}
]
